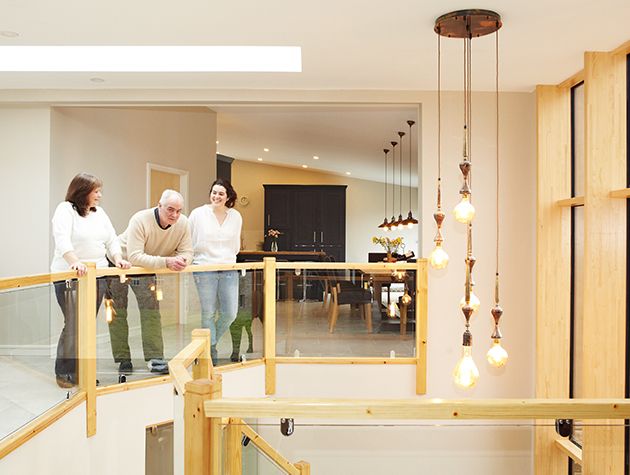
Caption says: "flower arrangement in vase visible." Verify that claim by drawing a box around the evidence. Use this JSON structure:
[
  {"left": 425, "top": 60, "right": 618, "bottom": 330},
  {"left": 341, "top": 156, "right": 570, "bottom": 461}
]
[
  {"left": 372, "top": 236, "right": 405, "bottom": 262},
  {"left": 266, "top": 229, "right": 282, "bottom": 252}
]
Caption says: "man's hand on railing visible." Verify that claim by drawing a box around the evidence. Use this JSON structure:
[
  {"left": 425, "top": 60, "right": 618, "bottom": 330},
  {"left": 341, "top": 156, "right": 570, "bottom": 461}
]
[{"left": 166, "top": 256, "right": 188, "bottom": 272}]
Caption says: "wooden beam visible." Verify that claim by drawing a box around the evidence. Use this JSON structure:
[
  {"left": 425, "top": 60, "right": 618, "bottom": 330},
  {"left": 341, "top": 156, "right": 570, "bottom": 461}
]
[
  {"left": 0, "top": 271, "right": 75, "bottom": 291},
  {"left": 558, "top": 70, "right": 585, "bottom": 89},
  {"left": 204, "top": 398, "right": 630, "bottom": 420},
  {"left": 535, "top": 84, "right": 572, "bottom": 475},
  {"left": 77, "top": 263, "right": 97, "bottom": 438},
  {"left": 554, "top": 438, "right": 582, "bottom": 465},
  {"left": 224, "top": 418, "right": 242, "bottom": 475},
  {"left": 192, "top": 328, "right": 213, "bottom": 380},
  {"left": 609, "top": 187, "right": 630, "bottom": 198},
  {"left": 184, "top": 379, "right": 212, "bottom": 475},
  {"left": 241, "top": 423, "right": 301, "bottom": 475},
  {"left": 556, "top": 196, "right": 584, "bottom": 207},
  {"left": 582, "top": 50, "right": 627, "bottom": 475},
  {"left": 415, "top": 259, "right": 427, "bottom": 395},
  {"left": 263, "top": 257, "right": 277, "bottom": 395},
  {"left": 273, "top": 357, "right": 416, "bottom": 365},
  {"left": 96, "top": 375, "right": 170, "bottom": 396}
]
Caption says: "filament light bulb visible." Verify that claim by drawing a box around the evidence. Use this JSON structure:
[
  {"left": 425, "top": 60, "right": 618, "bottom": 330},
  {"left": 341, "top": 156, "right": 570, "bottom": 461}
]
[
  {"left": 453, "top": 345, "right": 479, "bottom": 389},
  {"left": 459, "top": 291, "right": 481, "bottom": 313},
  {"left": 429, "top": 243, "right": 449, "bottom": 269},
  {"left": 486, "top": 339, "right": 509, "bottom": 368},
  {"left": 453, "top": 195, "right": 476, "bottom": 223},
  {"left": 387, "top": 302, "right": 398, "bottom": 318},
  {"left": 401, "top": 291, "right": 412, "bottom": 305}
]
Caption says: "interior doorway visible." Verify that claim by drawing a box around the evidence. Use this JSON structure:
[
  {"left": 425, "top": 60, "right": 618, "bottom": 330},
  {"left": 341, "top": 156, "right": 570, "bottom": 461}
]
[{"left": 146, "top": 163, "right": 189, "bottom": 212}]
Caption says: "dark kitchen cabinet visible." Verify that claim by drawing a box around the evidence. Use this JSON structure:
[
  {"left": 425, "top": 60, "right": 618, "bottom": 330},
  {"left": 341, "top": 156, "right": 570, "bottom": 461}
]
[{"left": 264, "top": 185, "right": 346, "bottom": 262}]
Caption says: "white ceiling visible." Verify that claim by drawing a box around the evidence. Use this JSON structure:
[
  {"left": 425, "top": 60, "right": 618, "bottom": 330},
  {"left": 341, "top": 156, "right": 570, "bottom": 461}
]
[
  {"left": 2, "top": 0, "right": 629, "bottom": 91},
  {"left": 213, "top": 104, "right": 420, "bottom": 183},
  {"left": 3, "top": 0, "right": 629, "bottom": 181}
]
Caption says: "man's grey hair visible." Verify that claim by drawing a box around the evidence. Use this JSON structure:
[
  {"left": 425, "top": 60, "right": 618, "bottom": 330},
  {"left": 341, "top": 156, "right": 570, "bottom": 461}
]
[{"left": 159, "top": 189, "right": 184, "bottom": 206}]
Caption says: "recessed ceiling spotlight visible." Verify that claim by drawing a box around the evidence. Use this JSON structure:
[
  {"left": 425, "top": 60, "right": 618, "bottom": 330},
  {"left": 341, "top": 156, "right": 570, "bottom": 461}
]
[
  {"left": 216, "top": 140, "right": 219, "bottom": 144},
  {"left": 313, "top": 156, "right": 319, "bottom": 160},
  {"left": 257, "top": 158, "right": 263, "bottom": 161},
  {"left": 263, "top": 148, "right": 269, "bottom": 152},
  {"left": 346, "top": 172, "right": 351, "bottom": 175},
  {"left": 89, "top": 77, "right": 104, "bottom": 83},
  {"left": 0, "top": 31, "right": 19, "bottom": 38},
  {"left": 302, "top": 165, "right": 308, "bottom": 169}
]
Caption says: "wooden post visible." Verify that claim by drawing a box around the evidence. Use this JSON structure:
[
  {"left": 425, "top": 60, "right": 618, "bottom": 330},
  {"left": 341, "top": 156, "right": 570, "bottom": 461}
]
[
  {"left": 535, "top": 84, "right": 571, "bottom": 475},
  {"left": 415, "top": 259, "right": 427, "bottom": 395},
  {"left": 263, "top": 257, "right": 277, "bottom": 395},
  {"left": 295, "top": 461, "right": 311, "bottom": 474},
  {"left": 192, "top": 328, "right": 212, "bottom": 380},
  {"left": 582, "top": 50, "right": 627, "bottom": 475},
  {"left": 224, "top": 417, "right": 243, "bottom": 475},
  {"left": 77, "top": 262, "right": 97, "bottom": 437},
  {"left": 184, "top": 376, "right": 222, "bottom": 475}
]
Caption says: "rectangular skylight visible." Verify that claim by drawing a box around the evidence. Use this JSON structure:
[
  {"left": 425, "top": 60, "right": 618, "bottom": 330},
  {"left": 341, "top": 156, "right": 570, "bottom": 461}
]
[{"left": 0, "top": 46, "right": 302, "bottom": 72}]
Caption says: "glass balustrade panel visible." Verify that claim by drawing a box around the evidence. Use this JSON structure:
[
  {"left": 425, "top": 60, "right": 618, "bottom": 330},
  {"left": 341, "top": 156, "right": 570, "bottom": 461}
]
[
  {"left": 275, "top": 267, "right": 417, "bottom": 358},
  {"left": 0, "top": 281, "right": 69, "bottom": 441}
]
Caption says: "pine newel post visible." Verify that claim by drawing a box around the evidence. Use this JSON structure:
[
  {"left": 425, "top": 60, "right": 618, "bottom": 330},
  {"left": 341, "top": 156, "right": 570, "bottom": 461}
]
[{"left": 184, "top": 376, "right": 222, "bottom": 475}]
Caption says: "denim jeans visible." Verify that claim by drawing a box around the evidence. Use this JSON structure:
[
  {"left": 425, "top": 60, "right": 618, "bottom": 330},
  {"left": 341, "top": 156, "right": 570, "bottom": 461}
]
[
  {"left": 194, "top": 271, "right": 239, "bottom": 347},
  {"left": 54, "top": 278, "right": 107, "bottom": 380}
]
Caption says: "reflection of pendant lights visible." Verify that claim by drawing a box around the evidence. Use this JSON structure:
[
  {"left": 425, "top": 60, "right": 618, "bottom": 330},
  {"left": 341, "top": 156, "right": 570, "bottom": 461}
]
[
  {"left": 435, "top": 9, "right": 502, "bottom": 389},
  {"left": 396, "top": 131, "right": 405, "bottom": 229},
  {"left": 487, "top": 29, "right": 508, "bottom": 368},
  {"left": 378, "top": 148, "right": 390, "bottom": 229},
  {"left": 404, "top": 120, "right": 419, "bottom": 229},
  {"left": 429, "top": 33, "right": 448, "bottom": 269},
  {"left": 387, "top": 140, "right": 398, "bottom": 231}
]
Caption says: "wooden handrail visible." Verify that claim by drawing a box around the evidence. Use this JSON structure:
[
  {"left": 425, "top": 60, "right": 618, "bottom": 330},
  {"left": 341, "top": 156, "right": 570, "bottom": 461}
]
[
  {"left": 554, "top": 438, "right": 582, "bottom": 465},
  {"left": 169, "top": 329, "right": 213, "bottom": 396},
  {"left": 239, "top": 420, "right": 303, "bottom": 475},
  {"left": 204, "top": 398, "right": 630, "bottom": 420},
  {"left": 0, "top": 270, "right": 76, "bottom": 291}
]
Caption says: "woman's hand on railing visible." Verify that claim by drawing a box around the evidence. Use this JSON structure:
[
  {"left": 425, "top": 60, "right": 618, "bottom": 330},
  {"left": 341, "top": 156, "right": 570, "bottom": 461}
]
[{"left": 70, "top": 261, "right": 88, "bottom": 276}]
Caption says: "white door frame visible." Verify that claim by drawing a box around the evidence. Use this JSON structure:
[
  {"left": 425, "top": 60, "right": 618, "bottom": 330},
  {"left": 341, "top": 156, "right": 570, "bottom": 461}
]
[
  {"left": 146, "top": 162, "right": 190, "bottom": 213},
  {"left": 146, "top": 162, "right": 190, "bottom": 325}
]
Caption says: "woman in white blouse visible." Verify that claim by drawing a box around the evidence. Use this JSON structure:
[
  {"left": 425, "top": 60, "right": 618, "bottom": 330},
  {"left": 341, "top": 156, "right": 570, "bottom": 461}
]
[
  {"left": 189, "top": 179, "right": 242, "bottom": 363},
  {"left": 51, "top": 173, "right": 130, "bottom": 388}
]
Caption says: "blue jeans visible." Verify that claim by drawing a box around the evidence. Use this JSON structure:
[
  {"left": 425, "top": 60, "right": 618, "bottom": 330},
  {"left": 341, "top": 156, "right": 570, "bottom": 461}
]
[{"left": 194, "top": 271, "right": 239, "bottom": 347}]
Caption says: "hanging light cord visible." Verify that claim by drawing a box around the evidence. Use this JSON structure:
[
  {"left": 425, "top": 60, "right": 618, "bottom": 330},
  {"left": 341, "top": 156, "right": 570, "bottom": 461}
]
[
  {"left": 495, "top": 28, "right": 500, "bottom": 303},
  {"left": 437, "top": 33, "right": 442, "bottom": 208},
  {"left": 384, "top": 150, "right": 388, "bottom": 219}
]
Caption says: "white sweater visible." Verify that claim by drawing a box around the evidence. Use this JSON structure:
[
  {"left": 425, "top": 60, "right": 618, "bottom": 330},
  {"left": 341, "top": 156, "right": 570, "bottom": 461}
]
[
  {"left": 189, "top": 205, "right": 242, "bottom": 265},
  {"left": 51, "top": 201, "right": 121, "bottom": 271}
]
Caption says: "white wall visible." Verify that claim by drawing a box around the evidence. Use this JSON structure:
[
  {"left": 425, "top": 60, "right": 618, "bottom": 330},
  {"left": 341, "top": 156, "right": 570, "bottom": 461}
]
[
  {"left": 0, "top": 106, "right": 51, "bottom": 278},
  {"left": 420, "top": 91, "right": 536, "bottom": 399},
  {"left": 50, "top": 106, "right": 217, "bottom": 235},
  {"left": 0, "top": 384, "right": 173, "bottom": 475}
]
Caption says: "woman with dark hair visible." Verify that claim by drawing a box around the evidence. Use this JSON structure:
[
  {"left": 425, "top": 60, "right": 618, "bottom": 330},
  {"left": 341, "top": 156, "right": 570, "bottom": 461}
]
[
  {"left": 51, "top": 172, "right": 131, "bottom": 387},
  {"left": 189, "top": 178, "right": 242, "bottom": 363}
]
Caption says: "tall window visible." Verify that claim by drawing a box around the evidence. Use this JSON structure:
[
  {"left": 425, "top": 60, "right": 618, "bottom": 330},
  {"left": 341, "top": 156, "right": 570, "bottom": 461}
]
[{"left": 570, "top": 81, "right": 585, "bottom": 474}]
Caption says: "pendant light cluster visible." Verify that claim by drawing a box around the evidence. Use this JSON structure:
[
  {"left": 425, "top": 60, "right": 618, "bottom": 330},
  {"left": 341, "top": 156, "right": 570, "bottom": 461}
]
[
  {"left": 433, "top": 9, "right": 508, "bottom": 390},
  {"left": 377, "top": 120, "right": 418, "bottom": 231}
]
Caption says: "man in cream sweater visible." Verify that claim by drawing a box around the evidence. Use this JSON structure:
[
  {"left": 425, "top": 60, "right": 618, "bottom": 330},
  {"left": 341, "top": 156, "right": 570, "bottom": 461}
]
[{"left": 108, "top": 189, "right": 193, "bottom": 375}]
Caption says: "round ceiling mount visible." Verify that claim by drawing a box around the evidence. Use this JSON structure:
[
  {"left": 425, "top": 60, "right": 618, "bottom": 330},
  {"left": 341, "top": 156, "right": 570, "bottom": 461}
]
[{"left": 434, "top": 9, "right": 501, "bottom": 39}]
